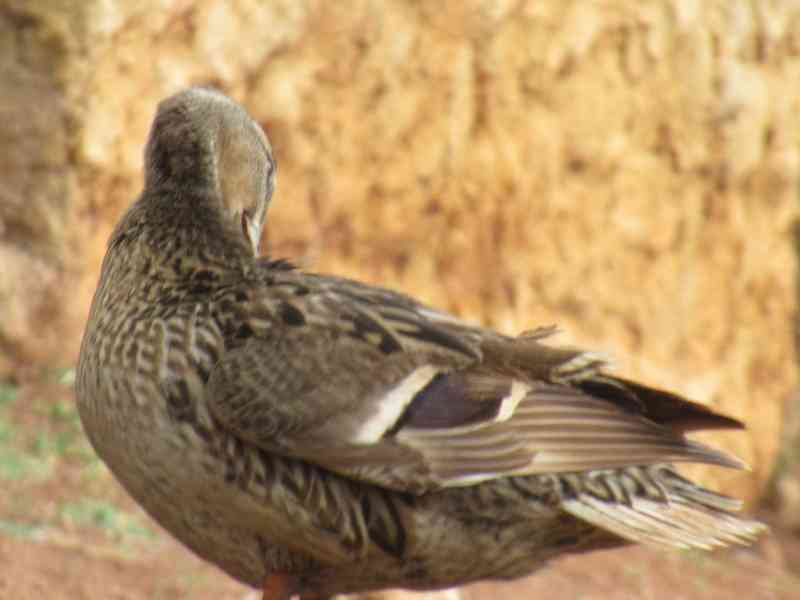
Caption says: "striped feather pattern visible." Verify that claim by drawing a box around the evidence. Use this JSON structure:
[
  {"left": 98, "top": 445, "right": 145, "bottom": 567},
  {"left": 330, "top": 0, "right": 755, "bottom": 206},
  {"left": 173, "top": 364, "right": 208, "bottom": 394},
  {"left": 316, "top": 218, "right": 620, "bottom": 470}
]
[
  {"left": 556, "top": 466, "right": 764, "bottom": 549},
  {"left": 393, "top": 379, "right": 744, "bottom": 489}
]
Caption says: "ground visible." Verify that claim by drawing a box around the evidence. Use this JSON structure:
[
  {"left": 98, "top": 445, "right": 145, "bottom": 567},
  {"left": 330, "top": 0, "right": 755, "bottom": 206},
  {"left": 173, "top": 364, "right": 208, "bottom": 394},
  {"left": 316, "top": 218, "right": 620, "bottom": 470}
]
[{"left": 1, "top": 374, "right": 798, "bottom": 600}]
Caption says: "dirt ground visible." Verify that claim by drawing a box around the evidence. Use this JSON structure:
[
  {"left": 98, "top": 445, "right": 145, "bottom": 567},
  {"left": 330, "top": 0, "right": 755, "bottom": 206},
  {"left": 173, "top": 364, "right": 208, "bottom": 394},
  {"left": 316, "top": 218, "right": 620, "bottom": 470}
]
[{"left": 1, "top": 376, "right": 798, "bottom": 600}]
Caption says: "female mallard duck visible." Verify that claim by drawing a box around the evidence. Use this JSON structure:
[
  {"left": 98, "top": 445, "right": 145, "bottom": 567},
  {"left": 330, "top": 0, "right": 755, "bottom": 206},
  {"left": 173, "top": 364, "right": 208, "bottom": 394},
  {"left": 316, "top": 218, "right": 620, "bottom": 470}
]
[{"left": 76, "top": 88, "right": 765, "bottom": 600}]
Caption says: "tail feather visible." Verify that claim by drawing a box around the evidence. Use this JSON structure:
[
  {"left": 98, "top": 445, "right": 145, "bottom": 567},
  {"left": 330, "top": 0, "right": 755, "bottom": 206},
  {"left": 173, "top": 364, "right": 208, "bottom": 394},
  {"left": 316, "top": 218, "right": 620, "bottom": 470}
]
[
  {"left": 558, "top": 465, "right": 766, "bottom": 550},
  {"left": 576, "top": 376, "right": 746, "bottom": 433}
]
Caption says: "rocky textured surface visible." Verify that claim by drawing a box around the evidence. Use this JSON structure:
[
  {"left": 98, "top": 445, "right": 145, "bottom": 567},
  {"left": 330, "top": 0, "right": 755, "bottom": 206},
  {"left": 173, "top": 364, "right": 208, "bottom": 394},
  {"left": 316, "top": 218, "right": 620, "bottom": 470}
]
[
  {"left": 0, "top": 0, "right": 796, "bottom": 525},
  {"left": 0, "top": 1, "right": 87, "bottom": 375}
]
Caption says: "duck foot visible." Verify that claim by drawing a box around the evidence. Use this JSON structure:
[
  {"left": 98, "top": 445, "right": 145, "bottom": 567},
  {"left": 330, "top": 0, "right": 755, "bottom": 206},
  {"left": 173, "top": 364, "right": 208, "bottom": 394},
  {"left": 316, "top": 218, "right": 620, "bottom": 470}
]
[{"left": 261, "top": 573, "right": 295, "bottom": 600}]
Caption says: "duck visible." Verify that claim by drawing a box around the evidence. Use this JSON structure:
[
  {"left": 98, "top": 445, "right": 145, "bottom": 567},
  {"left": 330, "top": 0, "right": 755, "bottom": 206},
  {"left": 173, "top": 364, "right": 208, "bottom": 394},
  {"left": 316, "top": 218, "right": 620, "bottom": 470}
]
[{"left": 76, "top": 87, "right": 765, "bottom": 600}]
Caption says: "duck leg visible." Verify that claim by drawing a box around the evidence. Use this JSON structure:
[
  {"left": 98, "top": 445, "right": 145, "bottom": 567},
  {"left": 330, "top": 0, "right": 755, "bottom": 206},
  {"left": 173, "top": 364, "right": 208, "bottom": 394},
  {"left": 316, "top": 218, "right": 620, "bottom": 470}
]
[{"left": 261, "top": 573, "right": 294, "bottom": 600}]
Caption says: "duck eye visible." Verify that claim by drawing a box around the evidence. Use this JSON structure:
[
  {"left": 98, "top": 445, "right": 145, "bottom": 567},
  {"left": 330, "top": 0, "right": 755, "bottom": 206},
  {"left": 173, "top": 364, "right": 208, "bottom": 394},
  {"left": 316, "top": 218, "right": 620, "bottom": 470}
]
[{"left": 241, "top": 210, "right": 251, "bottom": 241}]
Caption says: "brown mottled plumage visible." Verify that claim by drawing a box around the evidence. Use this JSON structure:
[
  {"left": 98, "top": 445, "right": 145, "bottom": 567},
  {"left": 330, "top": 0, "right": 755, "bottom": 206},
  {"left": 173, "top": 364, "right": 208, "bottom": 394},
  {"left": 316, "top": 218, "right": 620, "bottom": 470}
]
[{"left": 76, "top": 88, "right": 765, "bottom": 600}]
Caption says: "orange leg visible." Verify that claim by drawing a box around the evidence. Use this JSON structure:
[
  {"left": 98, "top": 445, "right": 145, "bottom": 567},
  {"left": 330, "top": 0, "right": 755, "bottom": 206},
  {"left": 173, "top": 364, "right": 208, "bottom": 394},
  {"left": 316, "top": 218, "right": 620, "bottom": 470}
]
[{"left": 262, "top": 573, "right": 295, "bottom": 600}]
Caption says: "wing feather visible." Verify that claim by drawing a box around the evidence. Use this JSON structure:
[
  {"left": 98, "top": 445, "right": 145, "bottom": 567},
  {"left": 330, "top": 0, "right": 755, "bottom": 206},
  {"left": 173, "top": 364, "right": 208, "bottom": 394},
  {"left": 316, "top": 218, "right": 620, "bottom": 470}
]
[
  {"left": 389, "top": 377, "right": 744, "bottom": 489},
  {"left": 208, "top": 270, "right": 747, "bottom": 494}
]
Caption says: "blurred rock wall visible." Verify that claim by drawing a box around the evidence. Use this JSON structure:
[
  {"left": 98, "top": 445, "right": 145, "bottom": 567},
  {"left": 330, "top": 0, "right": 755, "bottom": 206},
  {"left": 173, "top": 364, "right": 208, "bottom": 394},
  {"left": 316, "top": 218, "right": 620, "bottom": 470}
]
[{"left": 0, "top": 0, "right": 796, "bottom": 512}]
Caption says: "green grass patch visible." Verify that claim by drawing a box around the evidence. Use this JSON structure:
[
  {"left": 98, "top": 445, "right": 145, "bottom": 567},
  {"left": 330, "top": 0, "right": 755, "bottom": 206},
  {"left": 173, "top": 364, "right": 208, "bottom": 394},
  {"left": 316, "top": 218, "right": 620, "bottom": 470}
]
[
  {"left": 0, "top": 444, "right": 53, "bottom": 481},
  {"left": 48, "top": 398, "right": 79, "bottom": 423},
  {"left": 0, "top": 375, "right": 99, "bottom": 481},
  {"left": 0, "top": 409, "right": 54, "bottom": 481},
  {"left": 55, "top": 367, "right": 76, "bottom": 386},
  {"left": 0, "top": 518, "right": 48, "bottom": 540},
  {"left": 59, "top": 499, "right": 156, "bottom": 541},
  {"left": 0, "top": 383, "right": 18, "bottom": 407}
]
